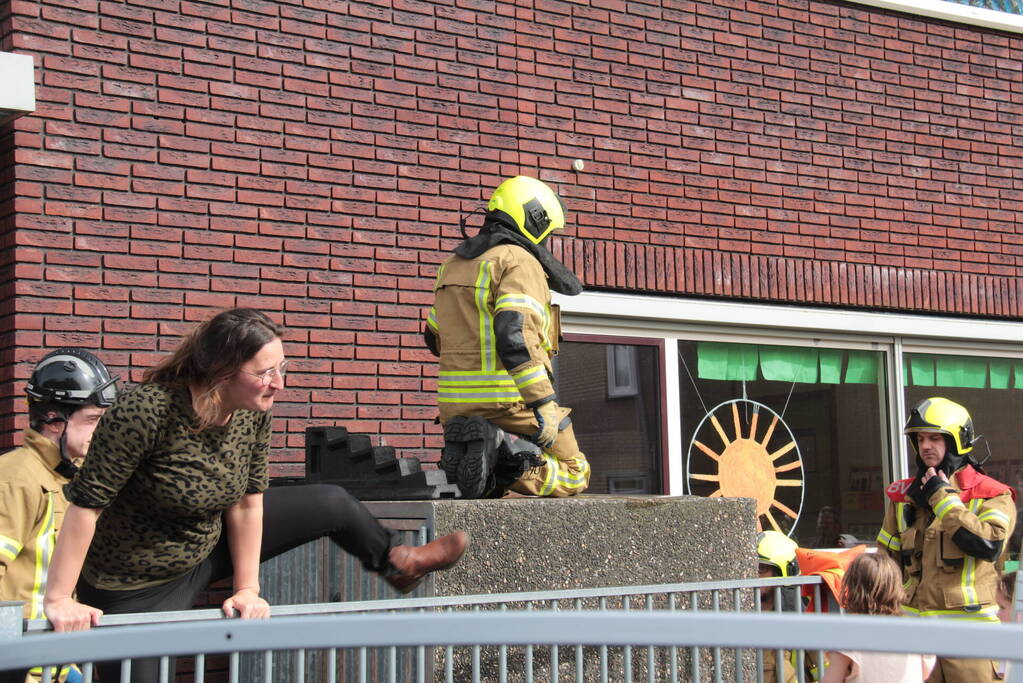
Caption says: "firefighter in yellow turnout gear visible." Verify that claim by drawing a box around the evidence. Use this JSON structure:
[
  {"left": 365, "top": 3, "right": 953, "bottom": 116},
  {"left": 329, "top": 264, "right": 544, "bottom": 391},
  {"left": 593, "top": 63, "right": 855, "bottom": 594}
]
[
  {"left": 424, "top": 176, "right": 590, "bottom": 498},
  {"left": 876, "top": 397, "right": 1016, "bottom": 683},
  {"left": 0, "top": 349, "right": 118, "bottom": 683}
]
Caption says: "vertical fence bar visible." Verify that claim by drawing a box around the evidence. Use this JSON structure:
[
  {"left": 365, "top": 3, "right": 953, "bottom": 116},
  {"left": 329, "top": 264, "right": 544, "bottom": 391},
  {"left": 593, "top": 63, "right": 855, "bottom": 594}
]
[
  {"left": 525, "top": 602, "right": 534, "bottom": 683},
  {"left": 415, "top": 604, "right": 425, "bottom": 683},
  {"left": 690, "top": 592, "right": 700, "bottom": 683},
  {"left": 575, "top": 598, "right": 584, "bottom": 683},
  {"left": 159, "top": 656, "right": 169, "bottom": 683},
  {"left": 445, "top": 606, "right": 454, "bottom": 683},
  {"left": 733, "top": 587, "right": 744, "bottom": 683},
  {"left": 499, "top": 603, "right": 509, "bottom": 683},
  {"left": 196, "top": 653, "right": 205, "bottom": 683},
  {"left": 83, "top": 662, "right": 94, "bottom": 683},
  {"left": 624, "top": 595, "right": 632, "bottom": 683},
  {"left": 646, "top": 594, "right": 655, "bottom": 683},
  {"left": 551, "top": 600, "right": 559, "bottom": 683},
  {"left": 774, "top": 586, "right": 783, "bottom": 683},
  {"left": 815, "top": 582, "right": 824, "bottom": 683},
  {"left": 472, "top": 604, "right": 481, "bottom": 683},
  {"left": 599, "top": 597, "right": 608, "bottom": 683},
  {"left": 712, "top": 590, "right": 722, "bottom": 683},
  {"left": 388, "top": 645, "right": 397, "bottom": 683},
  {"left": 120, "top": 659, "right": 131, "bottom": 683},
  {"left": 41, "top": 667, "right": 53, "bottom": 683},
  {"left": 293, "top": 649, "right": 304, "bottom": 683},
  {"left": 328, "top": 649, "right": 336, "bottom": 683},
  {"left": 795, "top": 586, "right": 805, "bottom": 683},
  {"left": 669, "top": 593, "right": 678, "bottom": 683},
  {"left": 753, "top": 587, "right": 763, "bottom": 683},
  {"left": 359, "top": 646, "right": 367, "bottom": 683}
]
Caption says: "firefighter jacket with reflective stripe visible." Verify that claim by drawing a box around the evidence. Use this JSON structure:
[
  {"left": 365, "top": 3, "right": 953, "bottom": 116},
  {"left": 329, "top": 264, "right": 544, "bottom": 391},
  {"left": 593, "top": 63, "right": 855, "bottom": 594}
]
[
  {"left": 427, "top": 243, "right": 559, "bottom": 411},
  {"left": 876, "top": 466, "right": 1016, "bottom": 622},
  {"left": 0, "top": 429, "right": 72, "bottom": 619}
]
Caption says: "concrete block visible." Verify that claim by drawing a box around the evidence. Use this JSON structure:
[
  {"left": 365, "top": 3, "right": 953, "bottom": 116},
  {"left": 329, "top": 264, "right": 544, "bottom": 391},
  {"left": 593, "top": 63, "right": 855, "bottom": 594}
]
[{"left": 425, "top": 495, "right": 757, "bottom": 594}]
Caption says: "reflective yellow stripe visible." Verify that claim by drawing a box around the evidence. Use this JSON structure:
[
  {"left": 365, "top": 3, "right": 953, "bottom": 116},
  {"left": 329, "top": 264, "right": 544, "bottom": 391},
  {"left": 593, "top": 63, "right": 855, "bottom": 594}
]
[
  {"left": 934, "top": 495, "right": 964, "bottom": 520},
  {"left": 30, "top": 493, "right": 55, "bottom": 620},
  {"left": 426, "top": 307, "right": 438, "bottom": 331},
  {"left": 958, "top": 499, "right": 983, "bottom": 607},
  {"left": 495, "top": 293, "right": 552, "bottom": 351},
  {"left": 903, "top": 604, "right": 999, "bottom": 622},
  {"left": 475, "top": 262, "right": 495, "bottom": 372},
  {"left": 0, "top": 534, "right": 22, "bottom": 561},
  {"left": 538, "top": 454, "right": 558, "bottom": 496},
  {"left": 977, "top": 508, "right": 1010, "bottom": 525},
  {"left": 512, "top": 365, "right": 548, "bottom": 391},
  {"left": 895, "top": 502, "right": 908, "bottom": 533},
  {"left": 437, "top": 370, "right": 519, "bottom": 403},
  {"left": 555, "top": 458, "right": 590, "bottom": 489},
  {"left": 432, "top": 263, "right": 446, "bottom": 293},
  {"left": 876, "top": 529, "right": 900, "bottom": 551}
]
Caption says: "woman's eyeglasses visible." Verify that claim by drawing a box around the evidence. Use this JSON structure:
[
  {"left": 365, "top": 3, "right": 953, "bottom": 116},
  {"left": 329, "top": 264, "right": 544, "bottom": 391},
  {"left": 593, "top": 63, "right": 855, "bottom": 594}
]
[{"left": 241, "top": 360, "right": 289, "bottom": 386}]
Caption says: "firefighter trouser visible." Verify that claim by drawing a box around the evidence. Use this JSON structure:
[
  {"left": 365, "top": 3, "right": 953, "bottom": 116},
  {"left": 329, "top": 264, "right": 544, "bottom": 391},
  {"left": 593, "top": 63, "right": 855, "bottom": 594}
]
[
  {"left": 440, "top": 403, "right": 590, "bottom": 497},
  {"left": 927, "top": 656, "right": 1000, "bottom": 682}
]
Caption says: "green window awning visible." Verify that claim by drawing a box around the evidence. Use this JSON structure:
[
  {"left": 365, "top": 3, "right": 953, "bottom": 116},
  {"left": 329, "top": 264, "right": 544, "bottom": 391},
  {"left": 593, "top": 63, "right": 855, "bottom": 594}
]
[
  {"left": 697, "top": 343, "right": 881, "bottom": 385},
  {"left": 697, "top": 345, "right": 1023, "bottom": 389}
]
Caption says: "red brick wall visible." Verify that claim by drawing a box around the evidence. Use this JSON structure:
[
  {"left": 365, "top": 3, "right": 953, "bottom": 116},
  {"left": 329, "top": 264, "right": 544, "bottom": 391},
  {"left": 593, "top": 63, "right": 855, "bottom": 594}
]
[{"left": 2, "top": 0, "right": 1022, "bottom": 459}]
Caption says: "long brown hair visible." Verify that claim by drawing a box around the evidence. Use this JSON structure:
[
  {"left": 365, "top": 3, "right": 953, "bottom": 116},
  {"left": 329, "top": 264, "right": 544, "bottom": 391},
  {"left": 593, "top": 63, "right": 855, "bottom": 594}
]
[
  {"left": 143, "top": 308, "right": 284, "bottom": 430},
  {"left": 840, "top": 552, "right": 905, "bottom": 616}
]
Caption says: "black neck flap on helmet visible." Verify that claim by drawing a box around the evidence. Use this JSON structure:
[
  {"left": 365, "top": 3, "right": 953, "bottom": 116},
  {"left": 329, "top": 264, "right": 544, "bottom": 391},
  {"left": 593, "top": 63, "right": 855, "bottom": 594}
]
[{"left": 454, "top": 211, "right": 583, "bottom": 296}]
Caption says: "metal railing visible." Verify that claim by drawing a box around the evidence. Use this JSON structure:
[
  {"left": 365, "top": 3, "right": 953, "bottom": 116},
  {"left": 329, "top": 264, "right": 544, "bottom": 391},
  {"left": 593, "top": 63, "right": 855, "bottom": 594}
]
[
  {"left": 8, "top": 576, "right": 820, "bottom": 683},
  {"left": 4, "top": 574, "right": 1020, "bottom": 683}
]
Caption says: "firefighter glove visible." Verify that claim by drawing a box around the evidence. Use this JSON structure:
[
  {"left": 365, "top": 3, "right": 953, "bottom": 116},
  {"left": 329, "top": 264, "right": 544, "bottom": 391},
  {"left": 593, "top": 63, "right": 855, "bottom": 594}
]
[{"left": 533, "top": 401, "right": 560, "bottom": 448}]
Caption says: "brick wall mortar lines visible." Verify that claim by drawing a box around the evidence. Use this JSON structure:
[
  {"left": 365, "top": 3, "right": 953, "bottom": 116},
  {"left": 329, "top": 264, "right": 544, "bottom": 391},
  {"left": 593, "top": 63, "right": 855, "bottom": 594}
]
[{"left": 2, "top": 0, "right": 1023, "bottom": 457}]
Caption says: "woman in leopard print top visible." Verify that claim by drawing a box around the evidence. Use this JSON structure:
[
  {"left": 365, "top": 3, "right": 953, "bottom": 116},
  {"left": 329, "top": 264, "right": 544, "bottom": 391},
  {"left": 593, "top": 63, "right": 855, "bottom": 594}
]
[{"left": 42, "top": 308, "right": 468, "bottom": 680}]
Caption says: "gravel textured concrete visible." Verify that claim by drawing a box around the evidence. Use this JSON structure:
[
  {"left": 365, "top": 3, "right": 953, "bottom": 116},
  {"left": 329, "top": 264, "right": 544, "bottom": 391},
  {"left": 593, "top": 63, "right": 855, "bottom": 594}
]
[{"left": 430, "top": 495, "right": 757, "bottom": 595}]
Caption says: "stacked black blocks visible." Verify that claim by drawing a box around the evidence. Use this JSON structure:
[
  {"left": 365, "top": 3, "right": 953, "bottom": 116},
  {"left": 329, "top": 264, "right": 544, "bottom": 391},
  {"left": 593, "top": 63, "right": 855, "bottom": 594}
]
[{"left": 271, "top": 426, "right": 459, "bottom": 501}]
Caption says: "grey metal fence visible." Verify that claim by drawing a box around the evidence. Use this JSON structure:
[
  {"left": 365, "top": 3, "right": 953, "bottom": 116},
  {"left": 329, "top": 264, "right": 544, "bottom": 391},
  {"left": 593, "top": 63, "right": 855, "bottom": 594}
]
[{"left": 4, "top": 574, "right": 1021, "bottom": 683}]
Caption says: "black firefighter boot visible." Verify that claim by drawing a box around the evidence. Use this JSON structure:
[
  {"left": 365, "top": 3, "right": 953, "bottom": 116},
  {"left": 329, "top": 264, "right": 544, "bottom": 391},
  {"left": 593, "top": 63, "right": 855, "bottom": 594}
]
[
  {"left": 486, "top": 434, "right": 546, "bottom": 499},
  {"left": 441, "top": 416, "right": 504, "bottom": 498}
]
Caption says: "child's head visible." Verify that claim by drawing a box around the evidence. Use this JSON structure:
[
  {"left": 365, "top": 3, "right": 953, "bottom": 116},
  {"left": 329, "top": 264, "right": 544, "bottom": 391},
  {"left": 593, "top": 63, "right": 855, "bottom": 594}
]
[
  {"left": 840, "top": 552, "right": 905, "bottom": 616},
  {"left": 997, "top": 572, "right": 1017, "bottom": 623}
]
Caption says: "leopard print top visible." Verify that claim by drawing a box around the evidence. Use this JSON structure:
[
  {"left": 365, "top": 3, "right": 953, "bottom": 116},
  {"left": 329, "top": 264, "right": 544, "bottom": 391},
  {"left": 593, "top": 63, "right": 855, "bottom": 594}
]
[{"left": 65, "top": 383, "right": 271, "bottom": 590}]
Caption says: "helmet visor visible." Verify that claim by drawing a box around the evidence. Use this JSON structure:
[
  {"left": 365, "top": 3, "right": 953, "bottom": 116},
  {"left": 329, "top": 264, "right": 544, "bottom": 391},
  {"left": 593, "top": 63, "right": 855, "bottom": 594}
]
[{"left": 93, "top": 375, "right": 119, "bottom": 407}]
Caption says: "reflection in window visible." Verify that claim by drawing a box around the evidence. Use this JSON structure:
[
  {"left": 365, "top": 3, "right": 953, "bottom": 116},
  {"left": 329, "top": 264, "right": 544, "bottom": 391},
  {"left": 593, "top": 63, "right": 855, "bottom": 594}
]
[
  {"left": 680, "top": 341, "right": 889, "bottom": 547},
  {"left": 903, "top": 352, "right": 1023, "bottom": 562},
  {"left": 556, "top": 340, "right": 662, "bottom": 495}
]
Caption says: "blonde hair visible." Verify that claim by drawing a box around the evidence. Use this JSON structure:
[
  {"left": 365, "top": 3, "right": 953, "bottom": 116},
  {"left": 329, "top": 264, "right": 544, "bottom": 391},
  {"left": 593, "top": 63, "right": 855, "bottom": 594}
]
[
  {"left": 143, "top": 308, "right": 283, "bottom": 431},
  {"left": 840, "top": 553, "right": 905, "bottom": 616}
]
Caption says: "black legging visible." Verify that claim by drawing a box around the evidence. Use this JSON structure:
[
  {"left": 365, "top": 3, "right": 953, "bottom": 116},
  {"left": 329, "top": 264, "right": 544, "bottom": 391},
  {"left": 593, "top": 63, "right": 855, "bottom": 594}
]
[{"left": 75, "top": 484, "right": 397, "bottom": 682}]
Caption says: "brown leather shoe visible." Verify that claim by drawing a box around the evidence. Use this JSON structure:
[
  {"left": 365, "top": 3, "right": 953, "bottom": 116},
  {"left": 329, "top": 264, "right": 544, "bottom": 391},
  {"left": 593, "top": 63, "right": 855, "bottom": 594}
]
[{"left": 385, "top": 530, "right": 470, "bottom": 594}]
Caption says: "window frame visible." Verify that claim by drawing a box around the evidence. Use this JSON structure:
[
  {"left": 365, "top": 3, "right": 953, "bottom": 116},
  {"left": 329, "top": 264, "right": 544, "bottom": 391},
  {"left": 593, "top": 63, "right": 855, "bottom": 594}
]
[
  {"left": 555, "top": 290, "right": 1023, "bottom": 495},
  {"left": 560, "top": 333, "right": 669, "bottom": 496}
]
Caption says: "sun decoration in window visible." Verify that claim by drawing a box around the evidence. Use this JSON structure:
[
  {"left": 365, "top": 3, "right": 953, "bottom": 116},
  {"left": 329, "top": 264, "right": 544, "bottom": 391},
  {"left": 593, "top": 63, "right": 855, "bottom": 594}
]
[{"left": 687, "top": 399, "right": 805, "bottom": 535}]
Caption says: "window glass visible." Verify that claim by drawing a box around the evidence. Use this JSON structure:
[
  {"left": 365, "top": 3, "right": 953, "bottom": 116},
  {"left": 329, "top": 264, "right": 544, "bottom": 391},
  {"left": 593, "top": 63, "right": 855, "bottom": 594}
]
[
  {"left": 555, "top": 339, "right": 663, "bottom": 495},
  {"left": 903, "top": 352, "right": 1023, "bottom": 561},
  {"left": 679, "top": 340, "right": 889, "bottom": 547}
]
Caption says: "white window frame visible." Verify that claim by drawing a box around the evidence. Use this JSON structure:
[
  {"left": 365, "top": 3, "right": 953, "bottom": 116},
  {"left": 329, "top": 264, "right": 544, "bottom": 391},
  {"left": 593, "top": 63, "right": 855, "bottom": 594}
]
[{"left": 555, "top": 290, "right": 1023, "bottom": 495}]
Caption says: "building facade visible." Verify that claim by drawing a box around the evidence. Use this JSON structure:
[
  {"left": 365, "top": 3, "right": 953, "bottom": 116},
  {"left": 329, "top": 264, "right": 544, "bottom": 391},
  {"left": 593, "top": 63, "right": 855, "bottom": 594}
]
[{"left": 2, "top": 0, "right": 1023, "bottom": 546}]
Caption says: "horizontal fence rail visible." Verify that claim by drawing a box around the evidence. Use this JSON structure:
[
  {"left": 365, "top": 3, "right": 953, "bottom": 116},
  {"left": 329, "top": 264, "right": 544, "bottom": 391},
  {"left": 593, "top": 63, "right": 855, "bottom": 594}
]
[
  {"left": 4, "top": 612, "right": 1023, "bottom": 670},
  {"left": 7, "top": 574, "right": 1019, "bottom": 683},
  {"left": 21, "top": 575, "right": 824, "bottom": 632}
]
